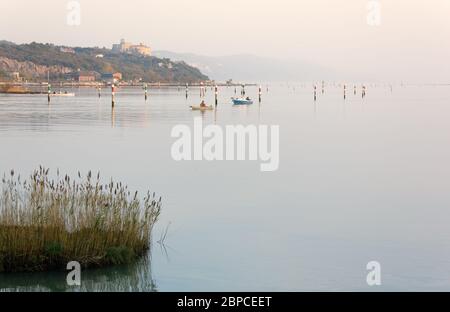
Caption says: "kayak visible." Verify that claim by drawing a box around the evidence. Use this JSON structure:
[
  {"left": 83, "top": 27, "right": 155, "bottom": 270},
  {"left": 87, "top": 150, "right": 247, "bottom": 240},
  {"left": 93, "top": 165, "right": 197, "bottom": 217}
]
[
  {"left": 190, "top": 105, "right": 214, "bottom": 111},
  {"left": 232, "top": 97, "right": 253, "bottom": 105}
]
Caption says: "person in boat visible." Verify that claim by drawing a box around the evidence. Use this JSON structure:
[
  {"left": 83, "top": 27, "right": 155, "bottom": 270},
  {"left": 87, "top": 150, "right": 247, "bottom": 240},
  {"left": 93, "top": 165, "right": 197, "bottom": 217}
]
[
  {"left": 200, "top": 100, "right": 207, "bottom": 108},
  {"left": 246, "top": 96, "right": 250, "bottom": 101}
]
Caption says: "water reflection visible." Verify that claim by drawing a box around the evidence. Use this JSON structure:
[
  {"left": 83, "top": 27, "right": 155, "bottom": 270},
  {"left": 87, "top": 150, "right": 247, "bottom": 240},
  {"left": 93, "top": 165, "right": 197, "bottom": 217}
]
[
  {"left": 0, "top": 87, "right": 267, "bottom": 132},
  {"left": 0, "top": 255, "right": 156, "bottom": 292},
  {"left": 111, "top": 105, "right": 116, "bottom": 128},
  {"left": 3, "top": 85, "right": 450, "bottom": 290}
]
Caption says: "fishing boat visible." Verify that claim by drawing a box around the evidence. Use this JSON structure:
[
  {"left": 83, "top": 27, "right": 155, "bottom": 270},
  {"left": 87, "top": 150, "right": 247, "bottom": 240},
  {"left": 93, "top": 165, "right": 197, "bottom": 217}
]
[
  {"left": 232, "top": 97, "right": 253, "bottom": 105},
  {"left": 190, "top": 105, "right": 214, "bottom": 111}
]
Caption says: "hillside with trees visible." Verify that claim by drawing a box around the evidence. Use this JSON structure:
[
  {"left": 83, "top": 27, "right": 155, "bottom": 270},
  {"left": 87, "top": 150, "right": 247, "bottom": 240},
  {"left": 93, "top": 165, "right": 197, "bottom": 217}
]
[{"left": 0, "top": 41, "right": 209, "bottom": 83}]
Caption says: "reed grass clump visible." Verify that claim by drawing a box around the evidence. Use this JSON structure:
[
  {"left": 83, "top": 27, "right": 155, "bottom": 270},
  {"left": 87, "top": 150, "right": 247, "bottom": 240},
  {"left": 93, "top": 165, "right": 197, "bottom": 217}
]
[{"left": 0, "top": 167, "right": 161, "bottom": 272}]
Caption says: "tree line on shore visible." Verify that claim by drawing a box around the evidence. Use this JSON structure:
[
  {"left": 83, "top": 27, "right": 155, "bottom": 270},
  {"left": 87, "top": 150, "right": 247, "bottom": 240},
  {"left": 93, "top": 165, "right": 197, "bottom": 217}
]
[{"left": 0, "top": 41, "right": 209, "bottom": 83}]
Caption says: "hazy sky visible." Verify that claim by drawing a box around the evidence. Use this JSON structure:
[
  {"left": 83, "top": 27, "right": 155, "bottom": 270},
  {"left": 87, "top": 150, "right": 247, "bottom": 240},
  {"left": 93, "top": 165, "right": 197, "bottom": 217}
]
[{"left": 1, "top": 0, "right": 449, "bottom": 82}]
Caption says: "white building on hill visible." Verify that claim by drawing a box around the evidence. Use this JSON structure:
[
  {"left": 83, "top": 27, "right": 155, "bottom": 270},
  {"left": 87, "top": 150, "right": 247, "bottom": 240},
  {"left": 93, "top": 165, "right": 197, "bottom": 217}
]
[{"left": 112, "top": 39, "right": 151, "bottom": 56}]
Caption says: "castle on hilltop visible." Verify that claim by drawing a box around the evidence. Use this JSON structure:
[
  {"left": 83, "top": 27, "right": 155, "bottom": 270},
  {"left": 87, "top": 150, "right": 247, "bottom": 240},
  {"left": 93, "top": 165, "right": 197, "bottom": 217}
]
[{"left": 112, "top": 39, "right": 151, "bottom": 56}]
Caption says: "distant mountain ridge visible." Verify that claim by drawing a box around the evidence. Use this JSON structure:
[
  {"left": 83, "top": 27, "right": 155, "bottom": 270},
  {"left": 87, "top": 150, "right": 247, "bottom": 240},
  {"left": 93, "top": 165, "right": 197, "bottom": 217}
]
[
  {"left": 153, "top": 50, "right": 336, "bottom": 82},
  {"left": 0, "top": 41, "right": 209, "bottom": 83}
]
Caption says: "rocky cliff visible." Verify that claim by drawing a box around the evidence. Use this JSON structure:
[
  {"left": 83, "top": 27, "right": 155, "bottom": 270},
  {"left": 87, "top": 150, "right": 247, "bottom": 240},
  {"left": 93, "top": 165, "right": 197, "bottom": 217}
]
[{"left": 0, "top": 57, "right": 72, "bottom": 79}]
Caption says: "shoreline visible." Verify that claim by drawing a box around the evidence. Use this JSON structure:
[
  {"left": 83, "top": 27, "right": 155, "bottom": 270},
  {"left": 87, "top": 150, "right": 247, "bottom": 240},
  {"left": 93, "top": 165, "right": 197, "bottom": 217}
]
[
  {"left": 0, "top": 81, "right": 258, "bottom": 88},
  {"left": 0, "top": 81, "right": 258, "bottom": 95}
]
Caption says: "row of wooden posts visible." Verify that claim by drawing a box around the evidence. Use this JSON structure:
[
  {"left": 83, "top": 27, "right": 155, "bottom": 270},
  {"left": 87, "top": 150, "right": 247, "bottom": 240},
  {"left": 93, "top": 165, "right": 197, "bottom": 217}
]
[
  {"left": 47, "top": 82, "right": 367, "bottom": 106},
  {"left": 102, "top": 83, "right": 263, "bottom": 107},
  {"left": 314, "top": 82, "right": 367, "bottom": 101}
]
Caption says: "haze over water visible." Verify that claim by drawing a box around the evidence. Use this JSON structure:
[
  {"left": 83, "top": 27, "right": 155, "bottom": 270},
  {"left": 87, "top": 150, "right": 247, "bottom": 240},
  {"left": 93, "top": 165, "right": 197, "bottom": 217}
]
[
  {"left": 1, "top": 0, "right": 450, "bottom": 82},
  {"left": 1, "top": 84, "right": 450, "bottom": 291}
]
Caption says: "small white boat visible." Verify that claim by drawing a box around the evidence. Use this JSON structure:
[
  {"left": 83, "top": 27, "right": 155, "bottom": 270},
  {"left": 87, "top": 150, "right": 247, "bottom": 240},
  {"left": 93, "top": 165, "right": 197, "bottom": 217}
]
[
  {"left": 232, "top": 97, "right": 253, "bottom": 105},
  {"left": 50, "top": 92, "right": 75, "bottom": 97}
]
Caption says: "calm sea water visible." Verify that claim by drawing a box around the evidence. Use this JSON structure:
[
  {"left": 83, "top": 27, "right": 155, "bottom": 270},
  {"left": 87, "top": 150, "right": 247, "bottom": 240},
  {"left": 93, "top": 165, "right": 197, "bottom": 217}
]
[{"left": 0, "top": 84, "right": 450, "bottom": 291}]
